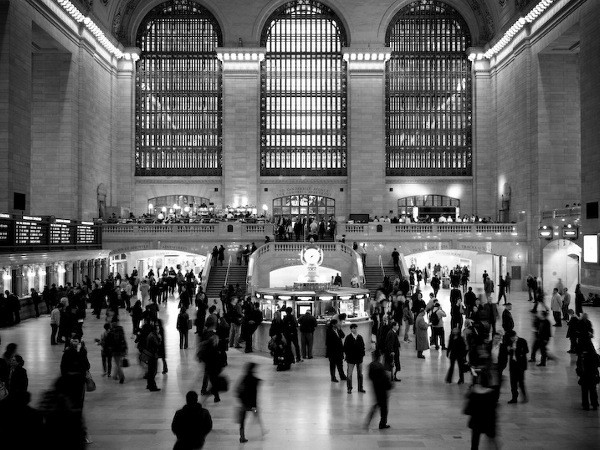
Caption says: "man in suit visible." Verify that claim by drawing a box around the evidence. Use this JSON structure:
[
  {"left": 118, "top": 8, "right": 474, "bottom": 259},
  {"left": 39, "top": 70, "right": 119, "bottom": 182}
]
[
  {"left": 502, "top": 303, "right": 515, "bottom": 333},
  {"left": 344, "top": 323, "right": 366, "bottom": 394},
  {"left": 384, "top": 321, "right": 401, "bottom": 382},
  {"left": 500, "top": 330, "right": 529, "bottom": 404}
]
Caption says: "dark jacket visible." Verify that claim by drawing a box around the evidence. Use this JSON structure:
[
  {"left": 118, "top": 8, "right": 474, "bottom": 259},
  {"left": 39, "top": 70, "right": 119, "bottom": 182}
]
[
  {"left": 501, "top": 309, "right": 514, "bottom": 332},
  {"left": 499, "top": 337, "right": 529, "bottom": 372},
  {"left": 282, "top": 313, "right": 299, "bottom": 338},
  {"left": 298, "top": 314, "right": 317, "bottom": 333},
  {"left": 343, "top": 333, "right": 365, "bottom": 364},
  {"left": 60, "top": 346, "right": 90, "bottom": 376},
  {"left": 325, "top": 325, "right": 344, "bottom": 359},
  {"left": 447, "top": 334, "right": 467, "bottom": 360},
  {"left": 171, "top": 403, "right": 213, "bottom": 449},
  {"left": 576, "top": 348, "right": 600, "bottom": 384},
  {"left": 537, "top": 318, "right": 552, "bottom": 341},
  {"left": 237, "top": 373, "right": 260, "bottom": 408},
  {"left": 269, "top": 319, "right": 284, "bottom": 338},
  {"left": 384, "top": 328, "right": 400, "bottom": 355}
]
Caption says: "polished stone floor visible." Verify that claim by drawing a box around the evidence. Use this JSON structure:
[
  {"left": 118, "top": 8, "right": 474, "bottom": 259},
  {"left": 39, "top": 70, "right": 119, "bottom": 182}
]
[{"left": 2, "top": 285, "right": 600, "bottom": 449}]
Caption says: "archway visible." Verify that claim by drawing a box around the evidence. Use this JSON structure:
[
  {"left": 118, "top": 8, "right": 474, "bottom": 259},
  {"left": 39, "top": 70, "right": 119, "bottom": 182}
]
[
  {"left": 109, "top": 249, "right": 207, "bottom": 280},
  {"left": 542, "top": 239, "right": 581, "bottom": 295}
]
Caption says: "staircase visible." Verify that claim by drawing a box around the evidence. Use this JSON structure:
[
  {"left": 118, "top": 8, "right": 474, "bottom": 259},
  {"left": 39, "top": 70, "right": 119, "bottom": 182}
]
[
  {"left": 205, "top": 265, "right": 248, "bottom": 299},
  {"left": 363, "top": 265, "right": 399, "bottom": 297}
]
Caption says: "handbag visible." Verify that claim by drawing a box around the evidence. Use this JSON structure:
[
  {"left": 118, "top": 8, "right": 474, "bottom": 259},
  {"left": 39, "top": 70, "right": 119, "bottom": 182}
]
[
  {"left": 139, "top": 349, "right": 153, "bottom": 364},
  {"left": 187, "top": 318, "right": 193, "bottom": 330},
  {"left": 122, "top": 357, "right": 130, "bottom": 368},
  {"left": 85, "top": 371, "right": 96, "bottom": 392}
]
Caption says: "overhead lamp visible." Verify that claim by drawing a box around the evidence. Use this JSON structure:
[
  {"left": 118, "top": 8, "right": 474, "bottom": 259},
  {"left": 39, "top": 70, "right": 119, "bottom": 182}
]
[{"left": 538, "top": 225, "right": 552, "bottom": 239}]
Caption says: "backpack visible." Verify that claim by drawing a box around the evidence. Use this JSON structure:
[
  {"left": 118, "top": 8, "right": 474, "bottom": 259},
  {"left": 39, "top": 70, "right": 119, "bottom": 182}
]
[{"left": 430, "top": 309, "right": 440, "bottom": 326}]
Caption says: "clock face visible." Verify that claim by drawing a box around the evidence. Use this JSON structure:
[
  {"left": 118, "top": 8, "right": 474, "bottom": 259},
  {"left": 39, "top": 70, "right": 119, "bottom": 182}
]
[{"left": 303, "top": 247, "right": 322, "bottom": 265}]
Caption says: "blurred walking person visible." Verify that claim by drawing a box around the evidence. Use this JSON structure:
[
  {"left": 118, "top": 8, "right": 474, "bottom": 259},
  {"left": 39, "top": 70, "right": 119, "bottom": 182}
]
[{"left": 236, "top": 362, "right": 265, "bottom": 443}]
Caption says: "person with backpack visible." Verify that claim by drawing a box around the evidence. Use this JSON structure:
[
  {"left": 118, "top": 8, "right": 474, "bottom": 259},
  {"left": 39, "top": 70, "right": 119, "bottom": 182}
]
[
  {"left": 430, "top": 301, "right": 447, "bottom": 350},
  {"left": 176, "top": 307, "right": 190, "bottom": 349},
  {"left": 236, "top": 362, "right": 265, "bottom": 443},
  {"left": 108, "top": 317, "right": 127, "bottom": 384}
]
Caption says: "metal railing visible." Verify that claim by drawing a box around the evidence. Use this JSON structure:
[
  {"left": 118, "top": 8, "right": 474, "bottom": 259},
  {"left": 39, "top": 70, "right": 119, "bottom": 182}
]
[{"left": 224, "top": 255, "right": 232, "bottom": 287}]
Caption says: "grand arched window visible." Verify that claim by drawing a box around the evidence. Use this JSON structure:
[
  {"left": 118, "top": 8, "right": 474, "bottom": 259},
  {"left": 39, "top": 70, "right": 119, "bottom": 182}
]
[
  {"left": 386, "top": 0, "right": 472, "bottom": 176},
  {"left": 260, "top": 0, "right": 347, "bottom": 176},
  {"left": 135, "top": 0, "right": 222, "bottom": 176}
]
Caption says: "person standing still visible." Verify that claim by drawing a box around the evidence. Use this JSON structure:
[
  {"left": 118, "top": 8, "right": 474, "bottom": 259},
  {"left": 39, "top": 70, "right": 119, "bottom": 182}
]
[
  {"left": 50, "top": 303, "right": 62, "bottom": 345},
  {"left": 550, "top": 288, "right": 563, "bottom": 327},
  {"left": 326, "top": 319, "right": 346, "bottom": 382},
  {"left": 343, "top": 324, "right": 366, "bottom": 394},
  {"left": 176, "top": 307, "right": 190, "bottom": 349},
  {"left": 298, "top": 310, "right": 317, "bottom": 359}
]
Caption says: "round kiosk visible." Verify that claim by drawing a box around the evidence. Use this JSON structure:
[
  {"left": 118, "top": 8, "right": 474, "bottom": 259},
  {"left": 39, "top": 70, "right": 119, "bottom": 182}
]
[{"left": 248, "top": 242, "right": 372, "bottom": 356}]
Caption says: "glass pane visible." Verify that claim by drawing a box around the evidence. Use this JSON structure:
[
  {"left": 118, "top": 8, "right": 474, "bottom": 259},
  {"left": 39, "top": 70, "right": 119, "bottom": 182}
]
[
  {"left": 135, "top": 1, "right": 223, "bottom": 176},
  {"left": 385, "top": 1, "right": 471, "bottom": 176},
  {"left": 273, "top": 198, "right": 282, "bottom": 206},
  {"left": 260, "top": 0, "right": 347, "bottom": 176}
]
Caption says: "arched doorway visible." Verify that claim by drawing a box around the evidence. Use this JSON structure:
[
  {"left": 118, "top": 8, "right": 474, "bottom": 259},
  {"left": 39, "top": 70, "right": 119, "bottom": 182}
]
[{"left": 542, "top": 239, "right": 581, "bottom": 295}]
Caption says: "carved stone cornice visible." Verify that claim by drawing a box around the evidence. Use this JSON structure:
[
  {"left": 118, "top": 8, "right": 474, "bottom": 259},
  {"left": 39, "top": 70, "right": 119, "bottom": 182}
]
[
  {"left": 386, "top": 177, "right": 473, "bottom": 184},
  {"left": 135, "top": 177, "right": 222, "bottom": 185},
  {"left": 259, "top": 177, "right": 347, "bottom": 185}
]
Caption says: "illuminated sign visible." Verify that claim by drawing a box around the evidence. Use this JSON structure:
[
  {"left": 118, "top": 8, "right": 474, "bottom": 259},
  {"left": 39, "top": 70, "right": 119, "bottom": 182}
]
[
  {"left": 538, "top": 225, "right": 552, "bottom": 239},
  {"left": 562, "top": 224, "right": 579, "bottom": 239},
  {"left": 583, "top": 235, "right": 599, "bottom": 264}
]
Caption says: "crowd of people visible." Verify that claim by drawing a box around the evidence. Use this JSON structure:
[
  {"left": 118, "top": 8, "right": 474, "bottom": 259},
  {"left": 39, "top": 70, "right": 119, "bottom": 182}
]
[{"left": 0, "top": 261, "right": 599, "bottom": 449}]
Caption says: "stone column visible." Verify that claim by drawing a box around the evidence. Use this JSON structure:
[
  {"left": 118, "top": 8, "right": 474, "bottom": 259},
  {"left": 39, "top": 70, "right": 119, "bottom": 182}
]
[
  {"left": 65, "top": 263, "right": 73, "bottom": 286},
  {"left": 343, "top": 48, "right": 390, "bottom": 216},
  {"left": 15, "top": 266, "right": 24, "bottom": 297},
  {"left": 580, "top": 0, "right": 600, "bottom": 289},
  {"left": 114, "top": 48, "right": 139, "bottom": 213},
  {"left": 218, "top": 49, "right": 264, "bottom": 208},
  {"left": 100, "top": 258, "right": 109, "bottom": 281},
  {"left": 471, "top": 55, "right": 495, "bottom": 218},
  {"left": 0, "top": 2, "right": 32, "bottom": 213}
]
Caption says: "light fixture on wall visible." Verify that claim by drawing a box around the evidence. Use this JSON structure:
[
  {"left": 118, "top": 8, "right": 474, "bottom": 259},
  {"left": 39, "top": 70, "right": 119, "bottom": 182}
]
[{"left": 538, "top": 225, "right": 552, "bottom": 240}]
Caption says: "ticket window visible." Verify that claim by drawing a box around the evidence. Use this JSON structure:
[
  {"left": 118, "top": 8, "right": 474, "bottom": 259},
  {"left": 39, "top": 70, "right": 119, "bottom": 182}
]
[
  {"left": 296, "top": 302, "right": 313, "bottom": 317},
  {"left": 259, "top": 300, "right": 274, "bottom": 321}
]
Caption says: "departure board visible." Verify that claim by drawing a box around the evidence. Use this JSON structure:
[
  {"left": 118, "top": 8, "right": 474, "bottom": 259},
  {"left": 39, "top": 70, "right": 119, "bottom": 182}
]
[
  {"left": 0, "top": 214, "right": 101, "bottom": 252},
  {"left": 50, "top": 222, "right": 74, "bottom": 245},
  {"left": 77, "top": 223, "right": 96, "bottom": 244},
  {"left": 15, "top": 219, "right": 47, "bottom": 245},
  {"left": 0, "top": 216, "right": 11, "bottom": 246}
]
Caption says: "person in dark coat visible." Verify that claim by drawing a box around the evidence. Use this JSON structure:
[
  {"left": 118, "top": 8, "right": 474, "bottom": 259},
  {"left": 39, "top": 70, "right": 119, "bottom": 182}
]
[
  {"left": 501, "top": 303, "right": 514, "bottom": 333},
  {"left": 60, "top": 337, "right": 90, "bottom": 410},
  {"left": 326, "top": 319, "right": 346, "bottom": 382},
  {"left": 199, "top": 317, "right": 223, "bottom": 402},
  {"left": 343, "top": 323, "right": 366, "bottom": 394},
  {"left": 365, "top": 352, "right": 392, "bottom": 430},
  {"left": 576, "top": 340, "right": 600, "bottom": 410},
  {"left": 446, "top": 327, "right": 467, "bottom": 384},
  {"left": 298, "top": 309, "right": 318, "bottom": 359},
  {"left": 566, "top": 311, "right": 580, "bottom": 354},
  {"left": 384, "top": 321, "right": 401, "bottom": 382},
  {"left": 574, "top": 284, "right": 584, "bottom": 315},
  {"left": 283, "top": 307, "right": 302, "bottom": 362},
  {"left": 218, "top": 245, "right": 225, "bottom": 266},
  {"left": 171, "top": 391, "right": 213, "bottom": 449},
  {"left": 243, "top": 302, "right": 263, "bottom": 353},
  {"left": 464, "top": 287, "right": 477, "bottom": 319},
  {"left": 31, "top": 288, "right": 41, "bottom": 317},
  {"left": 176, "top": 307, "right": 190, "bottom": 349},
  {"left": 500, "top": 330, "right": 529, "bottom": 404},
  {"left": 237, "top": 362, "right": 265, "bottom": 443},
  {"left": 7, "top": 354, "right": 28, "bottom": 402},
  {"left": 131, "top": 300, "right": 143, "bottom": 335},
  {"left": 145, "top": 324, "right": 162, "bottom": 391}
]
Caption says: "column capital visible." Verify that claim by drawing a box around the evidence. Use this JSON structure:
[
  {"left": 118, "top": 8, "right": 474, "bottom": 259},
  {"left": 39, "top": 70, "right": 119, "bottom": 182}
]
[
  {"left": 343, "top": 47, "right": 391, "bottom": 74},
  {"left": 217, "top": 48, "right": 265, "bottom": 74}
]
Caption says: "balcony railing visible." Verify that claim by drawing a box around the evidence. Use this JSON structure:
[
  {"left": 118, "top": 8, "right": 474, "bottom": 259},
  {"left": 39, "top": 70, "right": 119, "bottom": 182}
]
[
  {"left": 102, "top": 222, "right": 275, "bottom": 240},
  {"left": 339, "top": 222, "right": 522, "bottom": 238}
]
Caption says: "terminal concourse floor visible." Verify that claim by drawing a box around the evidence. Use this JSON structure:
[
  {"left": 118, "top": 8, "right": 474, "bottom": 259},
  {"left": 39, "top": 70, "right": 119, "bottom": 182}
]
[{"left": 3, "top": 287, "right": 600, "bottom": 450}]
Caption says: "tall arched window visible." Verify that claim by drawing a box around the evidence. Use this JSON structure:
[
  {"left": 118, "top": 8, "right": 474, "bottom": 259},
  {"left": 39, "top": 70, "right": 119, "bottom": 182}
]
[
  {"left": 386, "top": 0, "right": 472, "bottom": 176},
  {"left": 260, "top": 0, "right": 347, "bottom": 176},
  {"left": 135, "top": 0, "right": 222, "bottom": 176}
]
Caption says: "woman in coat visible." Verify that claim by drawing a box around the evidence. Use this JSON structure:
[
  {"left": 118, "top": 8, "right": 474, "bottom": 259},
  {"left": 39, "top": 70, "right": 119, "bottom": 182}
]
[{"left": 415, "top": 309, "right": 430, "bottom": 359}]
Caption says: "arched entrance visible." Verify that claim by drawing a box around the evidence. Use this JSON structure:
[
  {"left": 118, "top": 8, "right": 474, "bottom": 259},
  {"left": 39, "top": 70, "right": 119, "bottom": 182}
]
[
  {"left": 542, "top": 239, "right": 581, "bottom": 295},
  {"left": 109, "top": 249, "right": 207, "bottom": 279}
]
